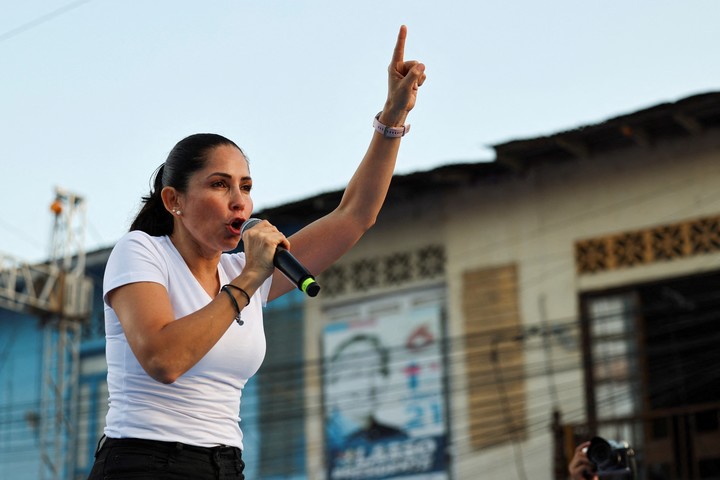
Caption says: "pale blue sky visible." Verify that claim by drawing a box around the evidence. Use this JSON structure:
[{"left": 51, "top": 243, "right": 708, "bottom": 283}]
[{"left": 2, "top": 1, "right": 720, "bottom": 262}]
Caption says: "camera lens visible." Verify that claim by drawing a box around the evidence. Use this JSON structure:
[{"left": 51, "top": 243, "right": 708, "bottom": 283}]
[{"left": 587, "top": 437, "right": 616, "bottom": 467}]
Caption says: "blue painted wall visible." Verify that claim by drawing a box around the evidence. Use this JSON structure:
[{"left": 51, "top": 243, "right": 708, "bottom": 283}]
[{"left": 0, "top": 311, "right": 44, "bottom": 480}]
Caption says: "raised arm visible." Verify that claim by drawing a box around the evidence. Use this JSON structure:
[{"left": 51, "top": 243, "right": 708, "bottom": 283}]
[{"left": 269, "top": 25, "right": 426, "bottom": 300}]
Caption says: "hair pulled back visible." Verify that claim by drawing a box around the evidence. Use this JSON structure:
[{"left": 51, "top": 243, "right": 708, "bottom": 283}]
[{"left": 130, "top": 133, "right": 243, "bottom": 236}]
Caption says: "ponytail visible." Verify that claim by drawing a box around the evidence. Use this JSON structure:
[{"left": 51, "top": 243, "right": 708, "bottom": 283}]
[{"left": 130, "top": 164, "right": 174, "bottom": 236}]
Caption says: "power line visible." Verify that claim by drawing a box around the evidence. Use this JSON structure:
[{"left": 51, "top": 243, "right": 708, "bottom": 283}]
[
  {"left": 0, "top": 0, "right": 95, "bottom": 44},
  {"left": 4, "top": 258, "right": 720, "bottom": 475},
  {"left": 0, "top": 217, "right": 45, "bottom": 253}
]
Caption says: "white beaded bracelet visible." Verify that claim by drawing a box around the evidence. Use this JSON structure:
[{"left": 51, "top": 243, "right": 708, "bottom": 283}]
[{"left": 373, "top": 112, "right": 410, "bottom": 138}]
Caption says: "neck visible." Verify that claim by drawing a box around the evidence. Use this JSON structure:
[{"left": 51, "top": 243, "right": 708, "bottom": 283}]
[{"left": 169, "top": 232, "right": 222, "bottom": 290}]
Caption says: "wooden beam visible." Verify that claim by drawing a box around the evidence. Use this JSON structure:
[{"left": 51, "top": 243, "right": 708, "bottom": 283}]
[
  {"left": 673, "top": 112, "right": 704, "bottom": 135},
  {"left": 620, "top": 124, "right": 651, "bottom": 148},
  {"left": 554, "top": 136, "right": 590, "bottom": 158}
]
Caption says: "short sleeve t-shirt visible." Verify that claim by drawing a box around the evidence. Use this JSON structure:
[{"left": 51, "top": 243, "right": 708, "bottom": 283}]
[{"left": 102, "top": 230, "right": 271, "bottom": 449}]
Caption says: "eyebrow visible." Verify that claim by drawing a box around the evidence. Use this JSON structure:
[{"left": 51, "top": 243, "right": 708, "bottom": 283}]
[{"left": 207, "top": 172, "right": 252, "bottom": 181}]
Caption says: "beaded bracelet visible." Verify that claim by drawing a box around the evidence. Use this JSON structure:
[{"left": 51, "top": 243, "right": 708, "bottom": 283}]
[{"left": 221, "top": 284, "right": 251, "bottom": 326}]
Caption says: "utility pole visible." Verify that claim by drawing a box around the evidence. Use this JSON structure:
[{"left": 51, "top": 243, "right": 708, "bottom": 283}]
[{"left": 0, "top": 187, "right": 92, "bottom": 479}]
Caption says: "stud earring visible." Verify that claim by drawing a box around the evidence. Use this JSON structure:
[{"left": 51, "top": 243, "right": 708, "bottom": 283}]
[{"left": 173, "top": 209, "right": 182, "bottom": 216}]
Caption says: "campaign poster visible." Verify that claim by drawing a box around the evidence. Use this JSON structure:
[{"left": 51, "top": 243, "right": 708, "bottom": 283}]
[{"left": 322, "top": 305, "right": 449, "bottom": 480}]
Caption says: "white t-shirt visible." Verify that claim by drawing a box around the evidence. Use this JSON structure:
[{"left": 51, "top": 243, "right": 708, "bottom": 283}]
[{"left": 102, "top": 230, "right": 271, "bottom": 449}]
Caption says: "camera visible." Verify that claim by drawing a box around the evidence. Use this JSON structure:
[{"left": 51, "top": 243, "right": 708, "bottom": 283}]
[{"left": 586, "top": 436, "right": 636, "bottom": 479}]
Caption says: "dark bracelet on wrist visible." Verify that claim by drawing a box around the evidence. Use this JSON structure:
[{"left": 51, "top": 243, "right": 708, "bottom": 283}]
[
  {"left": 224, "top": 284, "right": 251, "bottom": 307},
  {"left": 221, "top": 284, "right": 250, "bottom": 326}
]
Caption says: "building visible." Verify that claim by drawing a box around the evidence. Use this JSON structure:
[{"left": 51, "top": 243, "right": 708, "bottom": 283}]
[{"left": 1, "top": 91, "right": 719, "bottom": 479}]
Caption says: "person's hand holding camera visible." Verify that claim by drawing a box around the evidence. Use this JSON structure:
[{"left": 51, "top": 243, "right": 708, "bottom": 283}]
[{"left": 569, "top": 441, "right": 598, "bottom": 480}]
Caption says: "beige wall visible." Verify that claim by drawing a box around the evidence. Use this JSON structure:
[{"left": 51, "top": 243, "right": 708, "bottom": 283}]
[{"left": 303, "top": 128, "right": 720, "bottom": 479}]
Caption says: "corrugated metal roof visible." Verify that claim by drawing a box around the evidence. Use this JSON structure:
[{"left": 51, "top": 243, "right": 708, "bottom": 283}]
[
  {"left": 493, "top": 91, "right": 720, "bottom": 167},
  {"left": 259, "top": 91, "right": 720, "bottom": 223}
]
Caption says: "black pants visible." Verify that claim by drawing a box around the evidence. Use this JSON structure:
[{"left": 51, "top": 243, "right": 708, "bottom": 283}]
[{"left": 87, "top": 436, "right": 245, "bottom": 480}]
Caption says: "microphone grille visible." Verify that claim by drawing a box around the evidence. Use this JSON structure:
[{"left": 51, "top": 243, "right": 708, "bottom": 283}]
[{"left": 240, "top": 217, "right": 262, "bottom": 235}]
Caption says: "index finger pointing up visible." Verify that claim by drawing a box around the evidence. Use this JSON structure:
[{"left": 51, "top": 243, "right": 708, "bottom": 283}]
[{"left": 392, "top": 25, "right": 407, "bottom": 65}]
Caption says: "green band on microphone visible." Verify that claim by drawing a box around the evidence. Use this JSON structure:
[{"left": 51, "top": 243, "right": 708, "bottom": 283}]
[{"left": 300, "top": 277, "right": 315, "bottom": 293}]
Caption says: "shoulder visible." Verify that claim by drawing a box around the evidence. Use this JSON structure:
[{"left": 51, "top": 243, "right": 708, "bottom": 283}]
[
  {"left": 104, "top": 232, "right": 173, "bottom": 296},
  {"left": 111, "top": 230, "right": 157, "bottom": 255},
  {"left": 111, "top": 231, "right": 171, "bottom": 260},
  {"left": 116, "top": 230, "right": 161, "bottom": 248}
]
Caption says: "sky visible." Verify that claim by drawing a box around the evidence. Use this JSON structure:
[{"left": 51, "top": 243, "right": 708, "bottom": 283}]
[{"left": 2, "top": 1, "right": 720, "bottom": 263}]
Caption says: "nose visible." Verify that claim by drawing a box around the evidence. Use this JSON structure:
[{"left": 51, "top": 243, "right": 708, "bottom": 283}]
[{"left": 230, "top": 186, "right": 247, "bottom": 211}]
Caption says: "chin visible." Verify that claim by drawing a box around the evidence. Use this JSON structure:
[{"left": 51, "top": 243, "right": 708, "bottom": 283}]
[{"left": 222, "top": 240, "right": 241, "bottom": 252}]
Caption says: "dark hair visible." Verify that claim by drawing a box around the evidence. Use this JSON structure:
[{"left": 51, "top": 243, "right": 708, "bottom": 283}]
[{"left": 130, "top": 133, "right": 244, "bottom": 236}]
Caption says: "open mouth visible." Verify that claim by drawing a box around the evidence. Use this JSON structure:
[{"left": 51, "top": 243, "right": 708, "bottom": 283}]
[{"left": 228, "top": 219, "right": 243, "bottom": 236}]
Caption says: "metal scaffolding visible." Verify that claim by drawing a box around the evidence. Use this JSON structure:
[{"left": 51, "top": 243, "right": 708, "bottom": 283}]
[{"left": 0, "top": 187, "right": 92, "bottom": 479}]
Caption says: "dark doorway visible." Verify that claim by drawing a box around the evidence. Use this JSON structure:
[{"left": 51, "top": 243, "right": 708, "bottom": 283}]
[{"left": 636, "top": 271, "right": 720, "bottom": 479}]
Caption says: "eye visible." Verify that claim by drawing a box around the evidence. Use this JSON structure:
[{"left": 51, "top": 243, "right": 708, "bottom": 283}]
[
  {"left": 241, "top": 183, "right": 252, "bottom": 193},
  {"left": 211, "top": 180, "right": 228, "bottom": 188}
]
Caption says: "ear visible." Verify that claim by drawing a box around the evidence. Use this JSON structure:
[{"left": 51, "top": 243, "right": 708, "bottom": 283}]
[{"left": 160, "top": 186, "right": 181, "bottom": 214}]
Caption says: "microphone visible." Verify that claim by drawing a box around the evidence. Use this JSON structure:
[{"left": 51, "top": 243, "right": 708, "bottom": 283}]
[{"left": 240, "top": 218, "right": 321, "bottom": 297}]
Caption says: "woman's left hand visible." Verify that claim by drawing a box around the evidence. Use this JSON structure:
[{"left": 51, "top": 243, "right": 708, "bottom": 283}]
[{"left": 382, "top": 25, "right": 426, "bottom": 125}]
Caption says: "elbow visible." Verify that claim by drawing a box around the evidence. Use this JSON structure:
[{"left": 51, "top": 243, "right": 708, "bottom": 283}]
[
  {"left": 153, "top": 370, "right": 180, "bottom": 385},
  {"left": 340, "top": 214, "right": 376, "bottom": 246},
  {"left": 360, "top": 215, "right": 377, "bottom": 232},
  {"left": 336, "top": 202, "right": 378, "bottom": 233},
  {"left": 130, "top": 334, "right": 193, "bottom": 384},
  {"left": 129, "top": 337, "right": 189, "bottom": 384},
  {"left": 142, "top": 355, "right": 183, "bottom": 384},
  {"left": 348, "top": 210, "right": 377, "bottom": 234}
]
